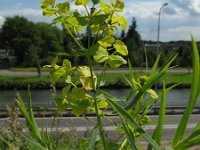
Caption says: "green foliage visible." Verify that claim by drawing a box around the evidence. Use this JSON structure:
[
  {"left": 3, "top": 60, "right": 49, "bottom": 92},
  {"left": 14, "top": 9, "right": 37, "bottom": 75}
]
[
  {"left": 35, "top": 22, "right": 64, "bottom": 58},
  {"left": 93, "top": 46, "right": 109, "bottom": 63},
  {"left": 172, "top": 36, "right": 200, "bottom": 149},
  {"left": 0, "top": 16, "right": 64, "bottom": 67},
  {"left": 12, "top": 0, "right": 200, "bottom": 150},
  {"left": 40, "top": 0, "right": 129, "bottom": 149},
  {"left": 12, "top": 38, "right": 32, "bottom": 66},
  {"left": 113, "top": 40, "right": 128, "bottom": 56},
  {"left": 16, "top": 91, "right": 48, "bottom": 149},
  {"left": 75, "top": 0, "right": 90, "bottom": 6}
]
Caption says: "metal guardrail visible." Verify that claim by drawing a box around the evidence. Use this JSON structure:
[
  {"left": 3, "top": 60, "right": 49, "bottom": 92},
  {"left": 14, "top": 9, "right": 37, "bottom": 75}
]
[
  {"left": 0, "top": 105, "right": 200, "bottom": 117},
  {"left": 151, "top": 106, "right": 200, "bottom": 114}
]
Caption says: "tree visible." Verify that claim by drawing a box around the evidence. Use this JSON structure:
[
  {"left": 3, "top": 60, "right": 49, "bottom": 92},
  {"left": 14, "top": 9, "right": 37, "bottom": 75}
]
[
  {"left": 0, "top": 17, "right": 65, "bottom": 67},
  {"left": 125, "top": 17, "right": 143, "bottom": 66},
  {"left": 0, "top": 16, "right": 37, "bottom": 59},
  {"left": 23, "top": 45, "right": 39, "bottom": 67},
  {"left": 120, "top": 30, "right": 126, "bottom": 42},
  {"left": 12, "top": 38, "right": 35, "bottom": 66},
  {"left": 176, "top": 46, "right": 192, "bottom": 67},
  {"left": 35, "top": 22, "right": 64, "bottom": 58}
]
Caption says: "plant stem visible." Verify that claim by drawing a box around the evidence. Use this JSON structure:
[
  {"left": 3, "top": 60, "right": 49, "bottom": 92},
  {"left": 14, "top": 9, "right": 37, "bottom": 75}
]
[
  {"left": 62, "top": 23, "right": 85, "bottom": 51},
  {"left": 88, "top": 56, "right": 107, "bottom": 150},
  {"left": 87, "top": 14, "right": 107, "bottom": 148}
]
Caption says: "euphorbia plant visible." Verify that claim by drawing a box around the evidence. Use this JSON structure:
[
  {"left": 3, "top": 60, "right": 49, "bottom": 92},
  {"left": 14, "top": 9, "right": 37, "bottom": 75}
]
[
  {"left": 39, "top": 0, "right": 174, "bottom": 149},
  {"left": 41, "top": 0, "right": 129, "bottom": 149}
]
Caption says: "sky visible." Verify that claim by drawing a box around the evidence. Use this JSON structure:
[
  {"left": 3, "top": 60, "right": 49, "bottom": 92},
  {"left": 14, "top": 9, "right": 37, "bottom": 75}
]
[{"left": 0, "top": 0, "right": 200, "bottom": 42}]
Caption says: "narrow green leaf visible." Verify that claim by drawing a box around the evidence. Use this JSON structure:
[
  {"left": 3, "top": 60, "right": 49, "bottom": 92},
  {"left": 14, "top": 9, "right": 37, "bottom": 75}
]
[
  {"left": 144, "top": 47, "right": 148, "bottom": 70},
  {"left": 159, "top": 53, "right": 177, "bottom": 72},
  {"left": 16, "top": 93, "right": 46, "bottom": 148},
  {"left": 121, "top": 117, "right": 137, "bottom": 150},
  {"left": 150, "top": 53, "right": 161, "bottom": 77},
  {"left": 154, "top": 81, "right": 166, "bottom": 145},
  {"left": 125, "top": 72, "right": 162, "bottom": 110},
  {"left": 20, "top": 133, "right": 46, "bottom": 150},
  {"left": 141, "top": 83, "right": 181, "bottom": 111},
  {"left": 126, "top": 53, "right": 177, "bottom": 110},
  {"left": 106, "top": 97, "right": 160, "bottom": 150},
  {"left": 88, "top": 126, "right": 99, "bottom": 149},
  {"left": 175, "top": 123, "right": 200, "bottom": 149},
  {"left": 172, "top": 36, "right": 200, "bottom": 147}
]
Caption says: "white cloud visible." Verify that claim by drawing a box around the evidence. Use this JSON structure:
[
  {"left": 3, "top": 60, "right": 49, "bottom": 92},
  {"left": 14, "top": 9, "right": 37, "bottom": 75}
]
[
  {"left": 122, "top": 0, "right": 200, "bottom": 41},
  {"left": 0, "top": 15, "right": 5, "bottom": 27},
  {"left": 123, "top": 1, "right": 160, "bottom": 19},
  {"left": 0, "top": 7, "right": 53, "bottom": 27},
  {"left": 0, "top": 8, "right": 42, "bottom": 17},
  {"left": 189, "top": 0, "right": 200, "bottom": 13},
  {"left": 0, "top": 0, "right": 200, "bottom": 41},
  {"left": 166, "top": 26, "right": 200, "bottom": 40}
]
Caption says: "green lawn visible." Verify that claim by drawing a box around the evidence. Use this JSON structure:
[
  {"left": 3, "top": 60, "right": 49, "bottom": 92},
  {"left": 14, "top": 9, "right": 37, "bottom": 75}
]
[{"left": 0, "top": 72, "right": 192, "bottom": 89}]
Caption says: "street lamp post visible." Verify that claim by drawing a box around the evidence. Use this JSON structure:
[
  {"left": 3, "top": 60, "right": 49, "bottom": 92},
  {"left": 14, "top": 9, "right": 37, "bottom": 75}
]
[
  {"left": 156, "top": 3, "right": 168, "bottom": 56},
  {"left": 155, "top": 3, "right": 168, "bottom": 90}
]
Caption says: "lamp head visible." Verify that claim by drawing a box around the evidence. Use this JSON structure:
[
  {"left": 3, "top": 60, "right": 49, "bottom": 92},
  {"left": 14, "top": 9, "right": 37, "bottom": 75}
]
[{"left": 163, "top": 3, "right": 168, "bottom": 6}]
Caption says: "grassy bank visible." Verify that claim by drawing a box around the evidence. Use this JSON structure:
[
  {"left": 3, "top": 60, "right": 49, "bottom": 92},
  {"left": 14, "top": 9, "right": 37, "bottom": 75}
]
[{"left": 0, "top": 72, "right": 192, "bottom": 90}]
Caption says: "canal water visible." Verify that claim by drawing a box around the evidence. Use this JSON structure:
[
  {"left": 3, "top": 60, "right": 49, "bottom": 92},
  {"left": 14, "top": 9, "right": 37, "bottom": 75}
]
[{"left": 0, "top": 88, "right": 199, "bottom": 108}]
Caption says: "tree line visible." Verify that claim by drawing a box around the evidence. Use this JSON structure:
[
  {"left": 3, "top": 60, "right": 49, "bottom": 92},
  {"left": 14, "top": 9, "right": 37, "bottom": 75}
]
[{"left": 0, "top": 16, "right": 197, "bottom": 68}]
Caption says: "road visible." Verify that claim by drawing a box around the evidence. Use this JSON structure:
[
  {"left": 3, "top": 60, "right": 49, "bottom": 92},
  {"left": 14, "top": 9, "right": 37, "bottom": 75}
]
[
  {"left": 1, "top": 114, "right": 199, "bottom": 142},
  {"left": 0, "top": 68, "right": 192, "bottom": 76}
]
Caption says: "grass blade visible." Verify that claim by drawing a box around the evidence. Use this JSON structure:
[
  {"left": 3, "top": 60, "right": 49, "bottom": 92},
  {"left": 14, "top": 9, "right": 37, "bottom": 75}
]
[
  {"left": 172, "top": 36, "right": 200, "bottom": 147},
  {"left": 16, "top": 92, "right": 47, "bottom": 149},
  {"left": 144, "top": 47, "right": 149, "bottom": 70},
  {"left": 147, "top": 81, "right": 166, "bottom": 150},
  {"left": 154, "top": 81, "right": 166, "bottom": 145},
  {"left": 175, "top": 123, "right": 200, "bottom": 149},
  {"left": 120, "top": 117, "right": 137, "bottom": 150},
  {"left": 88, "top": 126, "right": 99, "bottom": 149},
  {"left": 106, "top": 97, "right": 160, "bottom": 149},
  {"left": 125, "top": 53, "right": 177, "bottom": 111},
  {"left": 141, "top": 83, "right": 180, "bottom": 114},
  {"left": 150, "top": 53, "right": 161, "bottom": 77}
]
